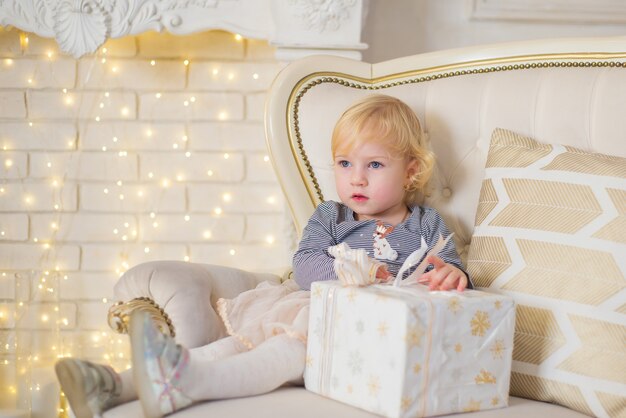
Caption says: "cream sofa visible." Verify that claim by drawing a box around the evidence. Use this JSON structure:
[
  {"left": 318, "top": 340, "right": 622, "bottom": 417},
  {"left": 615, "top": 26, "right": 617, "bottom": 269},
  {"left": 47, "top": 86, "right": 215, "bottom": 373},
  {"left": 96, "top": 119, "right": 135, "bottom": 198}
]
[{"left": 103, "top": 37, "right": 626, "bottom": 418}]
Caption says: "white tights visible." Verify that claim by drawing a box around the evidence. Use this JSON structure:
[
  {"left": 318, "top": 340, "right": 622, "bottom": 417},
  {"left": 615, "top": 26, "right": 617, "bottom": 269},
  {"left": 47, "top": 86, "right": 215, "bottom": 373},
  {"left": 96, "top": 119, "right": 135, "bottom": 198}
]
[{"left": 114, "top": 334, "right": 305, "bottom": 404}]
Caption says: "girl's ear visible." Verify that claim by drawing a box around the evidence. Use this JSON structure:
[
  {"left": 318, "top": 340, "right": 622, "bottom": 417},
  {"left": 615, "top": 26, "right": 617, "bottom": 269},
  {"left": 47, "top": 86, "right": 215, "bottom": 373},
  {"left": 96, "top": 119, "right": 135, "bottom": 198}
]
[{"left": 405, "top": 159, "right": 419, "bottom": 183}]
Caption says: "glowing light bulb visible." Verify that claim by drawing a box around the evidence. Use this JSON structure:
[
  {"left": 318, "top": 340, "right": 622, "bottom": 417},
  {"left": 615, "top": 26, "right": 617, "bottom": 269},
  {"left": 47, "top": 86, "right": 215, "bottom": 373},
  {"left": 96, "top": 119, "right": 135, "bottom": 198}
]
[
  {"left": 203, "top": 230, "right": 212, "bottom": 239},
  {"left": 146, "top": 129, "right": 153, "bottom": 137},
  {"left": 161, "top": 179, "right": 170, "bottom": 188},
  {"left": 185, "top": 151, "right": 191, "bottom": 157},
  {"left": 266, "top": 235, "right": 275, "bottom": 244},
  {"left": 150, "top": 212, "right": 156, "bottom": 219},
  {"left": 253, "top": 73, "right": 259, "bottom": 80},
  {"left": 144, "top": 247, "right": 150, "bottom": 253},
  {"left": 120, "top": 107, "right": 129, "bottom": 116},
  {"left": 155, "top": 93, "right": 162, "bottom": 99},
  {"left": 267, "top": 196, "right": 276, "bottom": 204},
  {"left": 229, "top": 249, "right": 236, "bottom": 256},
  {"left": 64, "top": 96, "right": 74, "bottom": 106},
  {"left": 207, "top": 170, "right": 214, "bottom": 177},
  {"left": 150, "top": 60, "right": 156, "bottom": 66},
  {"left": 223, "top": 153, "right": 229, "bottom": 159},
  {"left": 4, "top": 159, "right": 13, "bottom": 168},
  {"left": 184, "top": 59, "right": 189, "bottom": 66},
  {"left": 222, "top": 193, "right": 232, "bottom": 202},
  {"left": 234, "top": 34, "right": 243, "bottom": 41},
  {"left": 214, "top": 207, "right": 223, "bottom": 215},
  {"left": 184, "top": 215, "right": 190, "bottom": 221},
  {"left": 41, "top": 314, "right": 49, "bottom": 322},
  {"left": 47, "top": 51, "right": 54, "bottom": 59}
]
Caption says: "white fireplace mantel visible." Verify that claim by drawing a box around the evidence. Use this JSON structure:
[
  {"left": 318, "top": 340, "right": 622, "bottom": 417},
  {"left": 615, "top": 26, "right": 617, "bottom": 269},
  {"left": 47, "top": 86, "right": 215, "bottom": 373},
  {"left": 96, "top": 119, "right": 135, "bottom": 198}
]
[{"left": 0, "top": 0, "right": 368, "bottom": 60}]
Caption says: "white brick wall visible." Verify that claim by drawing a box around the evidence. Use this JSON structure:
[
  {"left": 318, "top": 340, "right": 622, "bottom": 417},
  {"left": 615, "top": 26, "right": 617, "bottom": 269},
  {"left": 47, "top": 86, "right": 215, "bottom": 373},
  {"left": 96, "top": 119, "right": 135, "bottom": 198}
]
[{"left": 0, "top": 30, "right": 291, "bottom": 357}]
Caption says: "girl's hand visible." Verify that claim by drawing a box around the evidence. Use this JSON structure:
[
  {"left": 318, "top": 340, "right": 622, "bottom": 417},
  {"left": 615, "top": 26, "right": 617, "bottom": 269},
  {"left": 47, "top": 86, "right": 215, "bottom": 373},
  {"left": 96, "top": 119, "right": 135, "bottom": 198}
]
[
  {"left": 419, "top": 255, "right": 468, "bottom": 291},
  {"left": 376, "top": 265, "right": 392, "bottom": 282}
]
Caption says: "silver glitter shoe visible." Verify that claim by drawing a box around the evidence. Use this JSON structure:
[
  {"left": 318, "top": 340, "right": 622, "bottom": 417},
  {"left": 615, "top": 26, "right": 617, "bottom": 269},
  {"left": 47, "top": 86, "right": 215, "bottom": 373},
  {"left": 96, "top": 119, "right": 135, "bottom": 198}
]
[
  {"left": 55, "top": 358, "right": 122, "bottom": 418},
  {"left": 130, "top": 310, "right": 192, "bottom": 418}
]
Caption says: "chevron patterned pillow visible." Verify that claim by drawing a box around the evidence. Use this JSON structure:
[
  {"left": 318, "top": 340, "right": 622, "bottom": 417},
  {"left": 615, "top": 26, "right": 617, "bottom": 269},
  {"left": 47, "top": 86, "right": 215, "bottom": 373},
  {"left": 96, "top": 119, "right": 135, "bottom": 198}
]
[{"left": 467, "top": 128, "right": 626, "bottom": 417}]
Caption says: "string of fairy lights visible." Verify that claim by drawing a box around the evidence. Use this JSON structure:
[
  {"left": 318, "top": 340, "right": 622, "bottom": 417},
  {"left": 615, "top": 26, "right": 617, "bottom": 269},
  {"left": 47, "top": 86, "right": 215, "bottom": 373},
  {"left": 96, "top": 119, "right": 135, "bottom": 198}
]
[{"left": 0, "top": 29, "right": 281, "bottom": 412}]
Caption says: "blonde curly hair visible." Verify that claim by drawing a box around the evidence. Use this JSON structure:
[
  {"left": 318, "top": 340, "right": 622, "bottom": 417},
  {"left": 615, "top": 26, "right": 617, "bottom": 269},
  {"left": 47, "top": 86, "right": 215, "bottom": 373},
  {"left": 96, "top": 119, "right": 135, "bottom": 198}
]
[{"left": 331, "top": 94, "right": 434, "bottom": 204}]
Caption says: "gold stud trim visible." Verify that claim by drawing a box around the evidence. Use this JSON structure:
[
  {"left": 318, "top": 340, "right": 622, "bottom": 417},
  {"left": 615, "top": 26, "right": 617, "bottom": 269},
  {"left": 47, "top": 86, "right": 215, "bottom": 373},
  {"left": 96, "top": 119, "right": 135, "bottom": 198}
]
[
  {"left": 285, "top": 59, "right": 626, "bottom": 206},
  {"left": 107, "top": 296, "right": 175, "bottom": 337}
]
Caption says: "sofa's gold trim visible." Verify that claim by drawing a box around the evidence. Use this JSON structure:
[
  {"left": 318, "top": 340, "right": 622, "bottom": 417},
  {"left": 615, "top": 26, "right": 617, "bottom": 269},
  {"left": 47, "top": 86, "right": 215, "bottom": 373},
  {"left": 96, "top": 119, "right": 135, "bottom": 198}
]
[
  {"left": 285, "top": 56, "right": 626, "bottom": 205},
  {"left": 107, "top": 297, "right": 175, "bottom": 337}
]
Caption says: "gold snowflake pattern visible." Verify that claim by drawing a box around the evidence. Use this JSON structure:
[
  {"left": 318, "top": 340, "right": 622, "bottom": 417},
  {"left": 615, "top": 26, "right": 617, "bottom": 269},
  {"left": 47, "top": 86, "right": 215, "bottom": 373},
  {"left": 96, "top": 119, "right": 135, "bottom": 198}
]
[
  {"left": 401, "top": 396, "right": 413, "bottom": 411},
  {"left": 448, "top": 297, "right": 461, "bottom": 313},
  {"left": 367, "top": 375, "right": 380, "bottom": 396},
  {"left": 490, "top": 339, "right": 505, "bottom": 359},
  {"left": 474, "top": 369, "right": 497, "bottom": 385},
  {"left": 463, "top": 399, "right": 482, "bottom": 412},
  {"left": 494, "top": 300, "right": 502, "bottom": 310},
  {"left": 413, "top": 363, "right": 421, "bottom": 374},
  {"left": 491, "top": 396, "right": 499, "bottom": 406},
  {"left": 377, "top": 321, "right": 389, "bottom": 337},
  {"left": 347, "top": 288, "right": 357, "bottom": 302},
  {"left": 405, "top": 325, "right": 424, "bottom": 349},
  {"left": 305, "top": 355, "right": 313, "bottom": 367},
  {"left": 312, "top": 285, "right": 322, "bottom": 299},
  {"left": 470, "top": 310, "right": 491, "bottom": 337},
  {"left": 454, "top": 343, "right": 463, "bottom": 353}
]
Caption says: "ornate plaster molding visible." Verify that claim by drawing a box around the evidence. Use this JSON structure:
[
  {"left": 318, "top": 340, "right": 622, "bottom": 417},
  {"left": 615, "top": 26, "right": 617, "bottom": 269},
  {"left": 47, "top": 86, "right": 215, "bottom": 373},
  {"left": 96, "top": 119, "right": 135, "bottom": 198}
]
[{"left": 0, "top": 0, "right": 367, "bottom": 60}]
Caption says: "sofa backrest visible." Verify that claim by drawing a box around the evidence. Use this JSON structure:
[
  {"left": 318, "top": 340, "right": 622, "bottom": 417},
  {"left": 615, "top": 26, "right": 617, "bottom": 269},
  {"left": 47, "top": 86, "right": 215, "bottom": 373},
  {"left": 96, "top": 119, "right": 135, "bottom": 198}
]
[{"left": 265, "top": 36, "right": 626, "bottom": 260}]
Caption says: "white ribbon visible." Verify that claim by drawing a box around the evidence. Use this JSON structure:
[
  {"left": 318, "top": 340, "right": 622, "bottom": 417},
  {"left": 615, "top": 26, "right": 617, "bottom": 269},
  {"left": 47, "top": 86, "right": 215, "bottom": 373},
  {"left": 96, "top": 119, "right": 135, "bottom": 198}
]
[{"left": 329, "top": 233, "right": 454, "bottom": 288}]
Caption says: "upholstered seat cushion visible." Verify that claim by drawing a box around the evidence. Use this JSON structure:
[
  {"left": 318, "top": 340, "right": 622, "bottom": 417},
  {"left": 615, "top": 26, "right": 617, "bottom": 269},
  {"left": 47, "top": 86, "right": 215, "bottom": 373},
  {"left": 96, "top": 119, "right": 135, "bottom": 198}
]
[{"left": 104, "top": 388, "right": 592, "bottom": 418}]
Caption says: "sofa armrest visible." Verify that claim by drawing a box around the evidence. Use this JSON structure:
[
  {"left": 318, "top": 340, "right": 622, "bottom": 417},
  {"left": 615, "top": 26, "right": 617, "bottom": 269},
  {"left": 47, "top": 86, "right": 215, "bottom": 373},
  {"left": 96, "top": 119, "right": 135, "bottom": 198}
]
[{"left": 108, "top": 261, "right": 282, "bottom": 348}]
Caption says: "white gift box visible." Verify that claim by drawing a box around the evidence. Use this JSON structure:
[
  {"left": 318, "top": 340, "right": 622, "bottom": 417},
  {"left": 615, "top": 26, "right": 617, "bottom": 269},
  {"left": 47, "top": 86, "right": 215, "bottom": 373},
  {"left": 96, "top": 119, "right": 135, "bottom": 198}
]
[{"left": 305, "top": 281, "right": 515, "bottom": 418}]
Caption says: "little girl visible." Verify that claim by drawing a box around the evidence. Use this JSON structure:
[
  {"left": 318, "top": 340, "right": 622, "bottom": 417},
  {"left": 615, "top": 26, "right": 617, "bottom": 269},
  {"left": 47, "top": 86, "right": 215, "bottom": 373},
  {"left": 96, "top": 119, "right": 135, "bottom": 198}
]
[{"left": 55, "top": 94, "right": 470, "bottom": 418}]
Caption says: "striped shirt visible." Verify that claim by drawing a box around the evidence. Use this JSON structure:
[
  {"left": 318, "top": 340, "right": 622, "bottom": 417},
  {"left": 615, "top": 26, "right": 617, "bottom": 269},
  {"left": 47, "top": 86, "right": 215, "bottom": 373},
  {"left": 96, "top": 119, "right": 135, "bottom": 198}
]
[{"left": 292, "top": 200, "right": 471, "bottom": 290}]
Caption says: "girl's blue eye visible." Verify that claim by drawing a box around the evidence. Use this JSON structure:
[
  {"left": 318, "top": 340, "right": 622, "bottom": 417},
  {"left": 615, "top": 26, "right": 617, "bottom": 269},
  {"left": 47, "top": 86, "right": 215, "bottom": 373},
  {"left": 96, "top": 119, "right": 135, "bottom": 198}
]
[
  {"left": 369, "top": 161, "right": 382, "bottom": 169},
  {"left": 338, "top": 160, "right": 351, "bottom": 168}
]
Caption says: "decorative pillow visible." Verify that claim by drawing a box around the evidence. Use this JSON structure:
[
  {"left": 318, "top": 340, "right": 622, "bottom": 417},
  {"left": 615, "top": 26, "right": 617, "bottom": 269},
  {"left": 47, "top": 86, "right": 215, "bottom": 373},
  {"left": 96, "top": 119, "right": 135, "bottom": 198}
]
[{"left": 467, "top": 128, "right": 626, "bottom": 417}]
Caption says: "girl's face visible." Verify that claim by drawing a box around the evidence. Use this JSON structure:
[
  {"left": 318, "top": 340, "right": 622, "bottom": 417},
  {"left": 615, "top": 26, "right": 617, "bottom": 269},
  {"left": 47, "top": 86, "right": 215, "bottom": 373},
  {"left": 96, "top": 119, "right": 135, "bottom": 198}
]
[{"left": 333, "top": 139, "right": 417, "bottom": 225}]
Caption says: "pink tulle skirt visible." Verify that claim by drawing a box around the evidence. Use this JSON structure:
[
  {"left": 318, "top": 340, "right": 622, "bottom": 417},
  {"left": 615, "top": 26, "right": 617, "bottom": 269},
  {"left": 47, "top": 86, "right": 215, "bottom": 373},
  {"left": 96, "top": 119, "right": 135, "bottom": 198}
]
[{"left": 217, "top": 279, "right": 310, "bottom": 350}]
